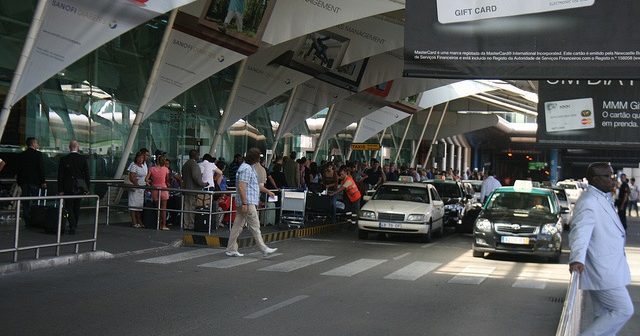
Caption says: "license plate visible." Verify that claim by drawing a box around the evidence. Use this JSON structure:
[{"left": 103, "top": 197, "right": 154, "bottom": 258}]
[
  {"left": 501, "top": 236, "right": 530, "bottom": 245},
  {"left": 380, "top": 222, "right": 402, "bottom": 229}
]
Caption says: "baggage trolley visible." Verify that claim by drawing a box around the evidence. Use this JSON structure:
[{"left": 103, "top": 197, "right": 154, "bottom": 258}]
[{"left": 280, "top": 189, "right": 306, "bottom": 228}]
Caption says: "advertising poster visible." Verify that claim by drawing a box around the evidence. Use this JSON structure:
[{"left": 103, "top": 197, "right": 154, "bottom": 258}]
[
  {"left": 328, "top": 11, "right": 404, "bottom": 66},
  {"left": 9, "top": 0, "right": 197, "bottom": 106},
  {"left": 537, "top": 80, "right": 640, "bottom": 146},
  {"left": 142, "top": 28, "right": 246, "bottom": 121},
  {"left": 268, "top": 30, "right": 369, "bottom": 92},
  {"left": 261, "top": 0, "right": 404, "bottom": 46},
  {"left": 404, "top": 0, "right": 640, "bottom": 79},
  {"left": 198, "top": 0, "right": 274, "bottom": 46},
  {"left": 353, "top": 106, "right": 410, "bottom": 143}
]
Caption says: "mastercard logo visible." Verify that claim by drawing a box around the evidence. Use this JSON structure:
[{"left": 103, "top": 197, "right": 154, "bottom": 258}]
[{"left": 581, "top": 118, "right": 592, "bottom": 125}]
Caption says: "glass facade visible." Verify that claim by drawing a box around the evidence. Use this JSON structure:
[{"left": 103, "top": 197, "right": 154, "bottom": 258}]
[{"left": 0, "top": 2, "right": 286, "bottom": 182}]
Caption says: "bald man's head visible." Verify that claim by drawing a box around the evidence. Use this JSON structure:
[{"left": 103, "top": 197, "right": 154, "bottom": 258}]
[{"left": 69, "top": 140, "right": 79, "bottom": 152}]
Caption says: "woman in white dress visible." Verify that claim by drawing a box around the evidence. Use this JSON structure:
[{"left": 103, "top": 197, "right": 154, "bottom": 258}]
[{"left": 127, "top": 151, "right": 148, "bottom": 228}]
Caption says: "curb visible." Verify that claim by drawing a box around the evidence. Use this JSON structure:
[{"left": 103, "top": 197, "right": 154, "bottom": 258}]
[
  {"left": 182, "top": 223, "right": 340, "bottom": 248},
  {"left": 112, "top": 239, "right": 184, "bottom": 258},
  {"left": 0, "top": 251, "right": 114, "bottom": 276}
]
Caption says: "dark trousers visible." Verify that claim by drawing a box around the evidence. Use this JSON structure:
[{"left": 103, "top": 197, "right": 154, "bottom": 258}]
[
  {"left": 618, "top": 205, "right": 627, "bottom": 230},
  {"left": 344, "top": 197, "right": 360, "bottom": 226},
  {"left": 20, "top": 184, "right": 39, "bottom": 226},
  {"left": 64, "top": 198, "right": 81, "bottom": 232}
]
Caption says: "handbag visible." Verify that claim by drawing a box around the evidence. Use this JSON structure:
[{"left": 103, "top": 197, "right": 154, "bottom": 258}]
[
  {"left": 72, "top": 176, "right": 89, "bottom": 194},
  {"left": 123, "top": 173, "right": 134, "bottom": 185}
]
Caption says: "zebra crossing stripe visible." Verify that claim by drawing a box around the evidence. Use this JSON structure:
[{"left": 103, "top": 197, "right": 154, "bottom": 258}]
[
  {"left": 198, "top": 257, "right": 259, "bottom": 269},
  {"left": 448, "top": 266, "right": 495, "bottom": 285},
  {"left": 384, "top": 261, "right": 441, "bottom": 281},
  {"left": 512, "top": 272, "right": 549, "bottom": 289},
  {"left": 137, "top": 249, "right": 222, "bottom": 264},
  {"left": 259, "top": 255, "right": 334, "bottom": 272},
  {"left": 321, "top": 259, "right": 387, "bottom": 277},
  {"left": 244, "top": 295, "right": 309, "bottom": 319}
]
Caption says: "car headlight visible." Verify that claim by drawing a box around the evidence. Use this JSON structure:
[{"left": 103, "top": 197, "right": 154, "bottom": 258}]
[
  {"left": 360, "top": 210, "right": 376, "bottom": 220},
  {"left": 406, "top": 214, "right": 425, "bottom": 222},
  {"left": 541, "top": 223, "right": 559, "bottom": 235},
  {"left": 475, "top": 218, "right": 492, "bottom": 232}
]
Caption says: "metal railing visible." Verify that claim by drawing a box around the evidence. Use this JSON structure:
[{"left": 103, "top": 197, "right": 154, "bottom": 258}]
[
  {"left": 0, "top": 194, "right": 101, "bottom": 263},
  {"left": 556, "top": 271, "right": 582, "bottom": 336},
  {"left": 105, "top": 183, "right": 279, "bottom": 234}
]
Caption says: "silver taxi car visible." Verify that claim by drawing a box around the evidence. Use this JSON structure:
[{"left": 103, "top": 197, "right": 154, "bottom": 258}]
[{"left": 358, "top": 178, "right": 445, "bottom": 242}]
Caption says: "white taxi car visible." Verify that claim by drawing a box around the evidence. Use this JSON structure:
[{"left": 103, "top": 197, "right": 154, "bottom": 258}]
[
  {"left": 357, "top": 177, "right": 445, "bottom": 242},
  {"left": 556, "top": 180, "right": 584, "bottom": 205}
]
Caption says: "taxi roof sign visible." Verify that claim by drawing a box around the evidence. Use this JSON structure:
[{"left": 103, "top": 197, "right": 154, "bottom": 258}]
[
  {"left": 513, "top": 180, "right": 533, "bottom": 192},
  {"left": 398, "top": 176, "right": 414, "bottom": 183}
]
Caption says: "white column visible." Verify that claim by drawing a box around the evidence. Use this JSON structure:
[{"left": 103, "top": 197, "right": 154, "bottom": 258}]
[
  {"left": 0, "top": 0, "right": 47, "bottom": 141},
  {"left": 211, "top": 58, "right": 248, "bottom": 156},
  {"left": 270, "top": 85, "right": 298, "bottom": 163},
  {"left": 422, "top": 101, "right": 449, "bottom": 169},
  {"left": 448, "top": 138, "right": 455, "bottom": 171},
  {"left": 456, "top": 143, "right": 462, "bottom": 173},
  {"left": 410, "top": 106, "right": 434, "bottom": 168},
  {"left": 113, "top": 10, "right": 178, "bottom": 179},
  {"left": 393, "top": 114, "right": 413, "bottom": 164},
  {"left": 312, "top": 104, "right": 336, "bottom": 162},
  {"left": 441, "top": 140, "right": 447, "bottom": 171}
]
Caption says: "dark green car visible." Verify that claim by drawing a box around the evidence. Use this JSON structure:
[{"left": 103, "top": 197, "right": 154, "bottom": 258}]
[{"left": 472, "top": 181, "right": 566, "bottom": 263}]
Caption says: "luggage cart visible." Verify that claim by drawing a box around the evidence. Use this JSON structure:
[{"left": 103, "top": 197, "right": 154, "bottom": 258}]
[
  {"left": 305, "top": 191, "right": 335, "bottom": 225},
  {"left": 280, "top": 189, "right": 306, "bottom": 228}
]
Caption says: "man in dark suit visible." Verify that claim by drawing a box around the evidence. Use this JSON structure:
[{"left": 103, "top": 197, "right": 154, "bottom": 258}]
[
  {"left": 17, "top": 137, "right": 46, "bottom": 226},
  {"left": 57, "top": 140, "right": 90, "bottom": 234},
  {"left": 181, "top": 149, "right": 208, "bottom": 230}
]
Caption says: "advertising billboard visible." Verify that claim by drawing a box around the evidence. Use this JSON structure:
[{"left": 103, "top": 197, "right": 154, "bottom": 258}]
[
  {"left": 404, "top": 0, "right": 640, "bottom": 79},
  {"left": 537, "top": 80, "right": 640, "bottom": 146}
]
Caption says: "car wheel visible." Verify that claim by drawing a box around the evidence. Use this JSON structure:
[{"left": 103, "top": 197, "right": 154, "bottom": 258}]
[
  {"left": 358, "top": 229, "right": 368, "bottom": 240},
  {"left": 472, "top": 250, "right": 484, "bottom": 258},
  {"left": 420, "top": 221, "right": 433, "bottom": 243}
]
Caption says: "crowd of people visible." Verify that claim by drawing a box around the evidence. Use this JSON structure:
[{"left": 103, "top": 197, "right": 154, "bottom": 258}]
[{"left": 123, "top": 148, "right": 497, "bottom": 231}]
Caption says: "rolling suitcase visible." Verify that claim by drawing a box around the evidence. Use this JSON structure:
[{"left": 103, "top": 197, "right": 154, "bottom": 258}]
[
  {"left": 29, "top": 189, "right": 67, "bottom": 234},
  {"left": 194, "top": 207, "right": 216, "bottom": 232},
  {"left": 143, "top": 201, "right": 159, "bottom": 229}
]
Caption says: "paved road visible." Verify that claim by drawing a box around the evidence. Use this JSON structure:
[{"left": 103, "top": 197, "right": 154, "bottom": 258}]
[{"left": 0, "top": 229, "right": 607, "bottom": 336}]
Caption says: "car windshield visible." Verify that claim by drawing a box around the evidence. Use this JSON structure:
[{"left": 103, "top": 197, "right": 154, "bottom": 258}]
[
  {"left": 486, "top": 192, "right": 553, "bottom": 214},
  {"left": 552, "top": 189, "right": 567, "bottom": 201},
  {"left": 373, "top": 185, "right": 429, "bottom": 203},
  {"left": 469, "top": 183, "right": 482, "bottom": 192},
  {"left": 558, "top": 183, "right": 577, "bottom": 190},
  {"left": 430, "top": 183, "right": 462, "bottom": 198}
]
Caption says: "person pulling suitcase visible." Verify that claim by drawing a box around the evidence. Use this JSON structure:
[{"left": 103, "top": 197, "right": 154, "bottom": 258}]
[{"left": 57, "top": 140, "right": 90, "bottom": 234}]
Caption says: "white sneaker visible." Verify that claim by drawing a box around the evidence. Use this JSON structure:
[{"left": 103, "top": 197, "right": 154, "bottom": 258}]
[
  {"left": 225, "top": 251, "right": 244, "bottom": 257},
  {"left": 263, "top": 247, "right": 278, "bottom": 257}
]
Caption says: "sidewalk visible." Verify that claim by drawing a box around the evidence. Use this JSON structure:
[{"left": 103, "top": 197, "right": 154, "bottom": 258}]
[{"left": 0, "top": 208, "right": 315, "bottom": 275}]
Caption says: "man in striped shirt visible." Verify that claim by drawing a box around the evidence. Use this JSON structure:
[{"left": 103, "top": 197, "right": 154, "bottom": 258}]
[{"left": 225, "top": 148, "right": 278, "bottom": 257}]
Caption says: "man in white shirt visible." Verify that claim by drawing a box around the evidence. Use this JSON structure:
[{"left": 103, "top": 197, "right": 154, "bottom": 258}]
[
  {"left": 480, "top": 171, "right": 502, "bottom": 203},
  {"left": 199, "top": 154, "right": 223, "bottom": 189}
]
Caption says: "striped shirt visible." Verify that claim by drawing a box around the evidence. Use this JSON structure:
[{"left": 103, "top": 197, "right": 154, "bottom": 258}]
[{"left": 236, "top": 162, "right": 260, "bottom": 206}]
